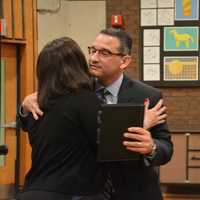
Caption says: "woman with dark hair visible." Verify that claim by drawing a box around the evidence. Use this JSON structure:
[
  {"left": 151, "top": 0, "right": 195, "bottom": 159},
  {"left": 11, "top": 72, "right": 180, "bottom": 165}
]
[{"left": 17, "top": 37, "right": 106, "bottom": 200}]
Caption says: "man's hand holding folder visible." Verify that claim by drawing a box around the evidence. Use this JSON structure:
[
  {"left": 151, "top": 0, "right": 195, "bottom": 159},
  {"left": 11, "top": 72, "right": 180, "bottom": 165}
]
[{"left": 123, "top": 127, "right": 155, "bottom": 155}]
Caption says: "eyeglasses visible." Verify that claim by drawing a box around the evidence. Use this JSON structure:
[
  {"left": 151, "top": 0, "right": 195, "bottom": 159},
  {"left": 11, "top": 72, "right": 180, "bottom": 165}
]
[{"left": 88, "top": 46, "right": 124, "bottom": 58}]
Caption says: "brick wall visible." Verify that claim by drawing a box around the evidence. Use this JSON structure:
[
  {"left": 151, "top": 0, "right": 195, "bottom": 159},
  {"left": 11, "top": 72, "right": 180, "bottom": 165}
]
[
  {"left": 107, "top": 0, "right": 200, "bottom": 131},
  {"left": 107, "top": 0, "right": 140, "bottom": 80}
]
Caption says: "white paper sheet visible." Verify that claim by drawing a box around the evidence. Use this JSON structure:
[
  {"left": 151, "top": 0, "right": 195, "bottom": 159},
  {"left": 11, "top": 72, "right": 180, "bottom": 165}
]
[
  {"left": 143, "top": 29, "right": 160, "bottom": 46},
  {"left": 143, "top": 47, "right": 160, "bottom": 63},
  {"left": 143, "top": 64, "right": 160, "bottom": 81},
  {"left": 141, "top": 9, "right": 157, "bottom": 26},
  {"left": 158, "top": 9, "right": 174, "bottom": 25},
  {"left": 141, "top": 0, "right": 157, "bottom": 8}
]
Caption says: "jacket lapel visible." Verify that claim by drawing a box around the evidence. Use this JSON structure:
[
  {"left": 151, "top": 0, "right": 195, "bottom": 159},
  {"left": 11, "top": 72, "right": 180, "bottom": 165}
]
[{"left": 118, "top": 75, "right": 137, "bottom": 103}]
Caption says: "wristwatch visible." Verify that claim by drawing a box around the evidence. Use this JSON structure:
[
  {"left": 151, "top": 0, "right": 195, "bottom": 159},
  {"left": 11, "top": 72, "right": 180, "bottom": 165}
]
[
  {"left": 149, "top": 142, "right": 157, "bottom": 156},
  {"left": 148, "top": 141, "right": 157, "bottom": 158}
]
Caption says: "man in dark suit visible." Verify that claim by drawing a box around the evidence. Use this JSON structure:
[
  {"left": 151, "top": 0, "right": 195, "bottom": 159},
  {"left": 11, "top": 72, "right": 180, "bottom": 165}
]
[
  {"left": 20, "top": 28, "right": 173, "bottom": 200},
  {"left": 87, "top": 28, "right": 173, "bottom": 200}
]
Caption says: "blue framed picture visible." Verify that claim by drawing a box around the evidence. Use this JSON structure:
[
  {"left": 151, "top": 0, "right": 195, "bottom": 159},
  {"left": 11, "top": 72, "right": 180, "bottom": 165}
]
[{"left": 175, "top": 0, "right": 199, "bottom": 21}]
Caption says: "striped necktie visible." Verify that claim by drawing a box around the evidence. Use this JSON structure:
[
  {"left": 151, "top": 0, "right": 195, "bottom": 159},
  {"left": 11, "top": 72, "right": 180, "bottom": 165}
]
[
  {"left": 96, "top": 88, "right": 110, "bottom": 104},
  {"left": 96, "top": 88, "right": 115, "bottom": 199}
]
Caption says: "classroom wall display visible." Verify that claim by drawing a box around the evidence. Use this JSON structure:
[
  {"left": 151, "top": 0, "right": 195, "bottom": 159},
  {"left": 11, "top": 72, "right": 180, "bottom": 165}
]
[
  {"left": 143, "top": 29, "right": 160, "bottom": 46},
  {"left": 141, "top": 0, "right": 175, "bottom": 26},
  {"left": 164, "top": 26, "right": 199, "bottom": 51},
  {"left": 143, "top": 47, "right": 160, "bottom": 63},
  {"left": 141, "top": 0, "right": 157, "bottom": 8},
  {"left": 158, "top": 0, "right": 174, "bottom": 8},
  {"left": 143, "top": 64, "right": 160, "bottom": 81},
  {"left": 141, "top": 9, "right": 157, "bottom": 26},
  {"left": 158, "top": 9, "right": 174, "bottom": 26},
  {"left": 140, "top": 0, "right": 200, "bottom": 86},
  {"left": 164, "top": 56, "right": 198, "bottom": 80},
  {"left": 175, "top": 0, "right": 199, "bottom": 21}
]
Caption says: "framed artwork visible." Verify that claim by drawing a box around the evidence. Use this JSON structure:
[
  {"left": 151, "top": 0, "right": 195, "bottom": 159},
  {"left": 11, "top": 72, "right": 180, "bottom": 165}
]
[
  {"left": 158, "top": 9, "right": 174, "bottom": 26},
  {"left": 164, "top": 26, "right": 199, "bottom": 51},
  {"left": 140, "top": 0, "right": 200, "bottom": 87},
  {"left": 143, "top": 47, "right": 160, "bottom": 63},
  {"left": 175, "top": 0, "right": 199, "bottom": 21},
  {"left": 143, "top": 64, "right": 160, "bottom": 81},
  {"left": 164, "top": 56, "right": 198, "bottom": 80},
  {"left": 158, "top": 0, "right": 174, "bottom": 8},
  {"left": 143, "top": 29, "right": 160, "bottom": 46},
  {"left": 141, "top": 0, "right": 157, "bottom": 8},
  {"left": 141, "top": 9, "right": 157, "bottom": 26}
]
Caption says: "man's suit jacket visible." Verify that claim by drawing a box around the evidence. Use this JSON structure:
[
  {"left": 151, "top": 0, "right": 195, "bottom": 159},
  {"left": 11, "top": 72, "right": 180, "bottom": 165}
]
[{"left": 109, "top": 75, "right": 173, "bottom": 200}]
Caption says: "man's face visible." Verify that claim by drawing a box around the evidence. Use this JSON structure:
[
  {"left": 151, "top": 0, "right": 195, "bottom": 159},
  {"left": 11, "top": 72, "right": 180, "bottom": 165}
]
[{"left": 88, "top": 34, "right": 130, "bottom": 86}]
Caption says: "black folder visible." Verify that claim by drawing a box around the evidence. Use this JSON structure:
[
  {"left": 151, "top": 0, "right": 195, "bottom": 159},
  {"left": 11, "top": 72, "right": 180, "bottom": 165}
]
[{"left": 97, "top": 103, "right": 144, "bottom": 161}]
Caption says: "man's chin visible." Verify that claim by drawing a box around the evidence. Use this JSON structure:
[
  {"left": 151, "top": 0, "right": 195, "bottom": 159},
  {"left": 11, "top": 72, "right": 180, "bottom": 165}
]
[{"left": 89, "top": 68, "right": 100, "bottom": 77}]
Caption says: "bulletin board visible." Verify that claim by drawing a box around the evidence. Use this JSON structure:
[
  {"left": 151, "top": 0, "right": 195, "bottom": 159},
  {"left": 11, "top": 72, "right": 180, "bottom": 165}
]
[{"left": 140, "top": 0, "right": 200, "bottom": 87}]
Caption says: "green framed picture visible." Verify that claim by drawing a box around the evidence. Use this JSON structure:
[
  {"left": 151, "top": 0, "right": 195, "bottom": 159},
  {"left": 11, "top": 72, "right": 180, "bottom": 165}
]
[{"left": 164, "top": 26, "right": 199, "bottom": 51}]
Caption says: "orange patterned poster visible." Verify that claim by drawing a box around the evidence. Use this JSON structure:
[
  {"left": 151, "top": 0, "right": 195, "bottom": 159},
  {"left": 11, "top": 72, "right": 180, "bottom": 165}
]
[{"left": 164, "top": 57, "right": 198, "bottom": 80}]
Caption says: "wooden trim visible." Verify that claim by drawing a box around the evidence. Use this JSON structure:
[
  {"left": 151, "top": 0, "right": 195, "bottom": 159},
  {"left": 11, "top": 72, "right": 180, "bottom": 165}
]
[
  {"left": 1, "top": 39, "right": 26, "bottom": 44},
  {"left": 19, "top": 0, "right": 37, "bottom": 186},
  {"left": 21, "top": 0, "right": 25, "bottom": 39},
  {"left": 170, "top": 130, "right": 200, "bottom": 133},
  {"left": 1, "top": 0, "right": 39, "bottom": 188},
  {"left": 163, "top": 193, "right": 200, "bottom": 199},
  {"left": 33, "top": 0, "right": 38, "bottom": 86},
  {"left": 0, "top": 44, "right": 17, "bottom": 184},
  {"left": 13, "top": 0, "right": 23, "bottom": 39},
  {"left": 21, "top": 0, "right": 36, "bottom": 97},
  {"left": 0, "top": 60, "right": 6, "bottom": 167},
  {"left": 3, "top": 0, "right": 13, "bottom": 38}
]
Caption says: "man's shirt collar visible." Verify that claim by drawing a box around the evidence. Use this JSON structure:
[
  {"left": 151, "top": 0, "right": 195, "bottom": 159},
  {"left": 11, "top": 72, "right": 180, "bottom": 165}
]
[
  {"left": 95, "top": 74, "right": 123, "bottom": 97},
  {"left": 106, "top": 74, "right": 123, "bottom": 97}
]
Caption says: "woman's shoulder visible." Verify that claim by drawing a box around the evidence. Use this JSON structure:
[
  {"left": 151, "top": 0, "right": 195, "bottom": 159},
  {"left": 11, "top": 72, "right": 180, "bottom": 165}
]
[
  {"left": 55, "top": 89, "right": 100, "bottom": 110},
  {"left": 51, "top": 89, "right": 100, "bottom": 121},
  {"left": 72, "top": 89, "right": 100, "bottom": 105},
  {"left": 76, "top": 88, "right": 97, "bottom": 97},
  {"left": 57, "top": 88, "right": 97, "bottom": 100}
]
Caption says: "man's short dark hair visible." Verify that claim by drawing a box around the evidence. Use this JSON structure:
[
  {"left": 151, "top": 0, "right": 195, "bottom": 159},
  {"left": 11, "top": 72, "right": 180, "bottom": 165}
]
[{"left": 100, "top": 27, "right": 132, "bottom": 55}]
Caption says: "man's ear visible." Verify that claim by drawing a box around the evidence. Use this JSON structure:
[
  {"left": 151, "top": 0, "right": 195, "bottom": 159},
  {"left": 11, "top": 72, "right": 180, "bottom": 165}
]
[{"left": 120, "top": 55, "right": 132, "bottom": 70}]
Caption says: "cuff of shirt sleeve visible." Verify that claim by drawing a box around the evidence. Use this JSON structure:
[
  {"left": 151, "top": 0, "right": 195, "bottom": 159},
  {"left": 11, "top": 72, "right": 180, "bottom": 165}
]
[{"left": 19, "top": 105, "right": 29, "bottom": 117}]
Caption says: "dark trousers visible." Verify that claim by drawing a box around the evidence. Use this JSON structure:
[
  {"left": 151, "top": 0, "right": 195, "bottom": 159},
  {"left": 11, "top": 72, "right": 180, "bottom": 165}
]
[{"left": 17, "top": 190, "right": 107, "bottom": 200}]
